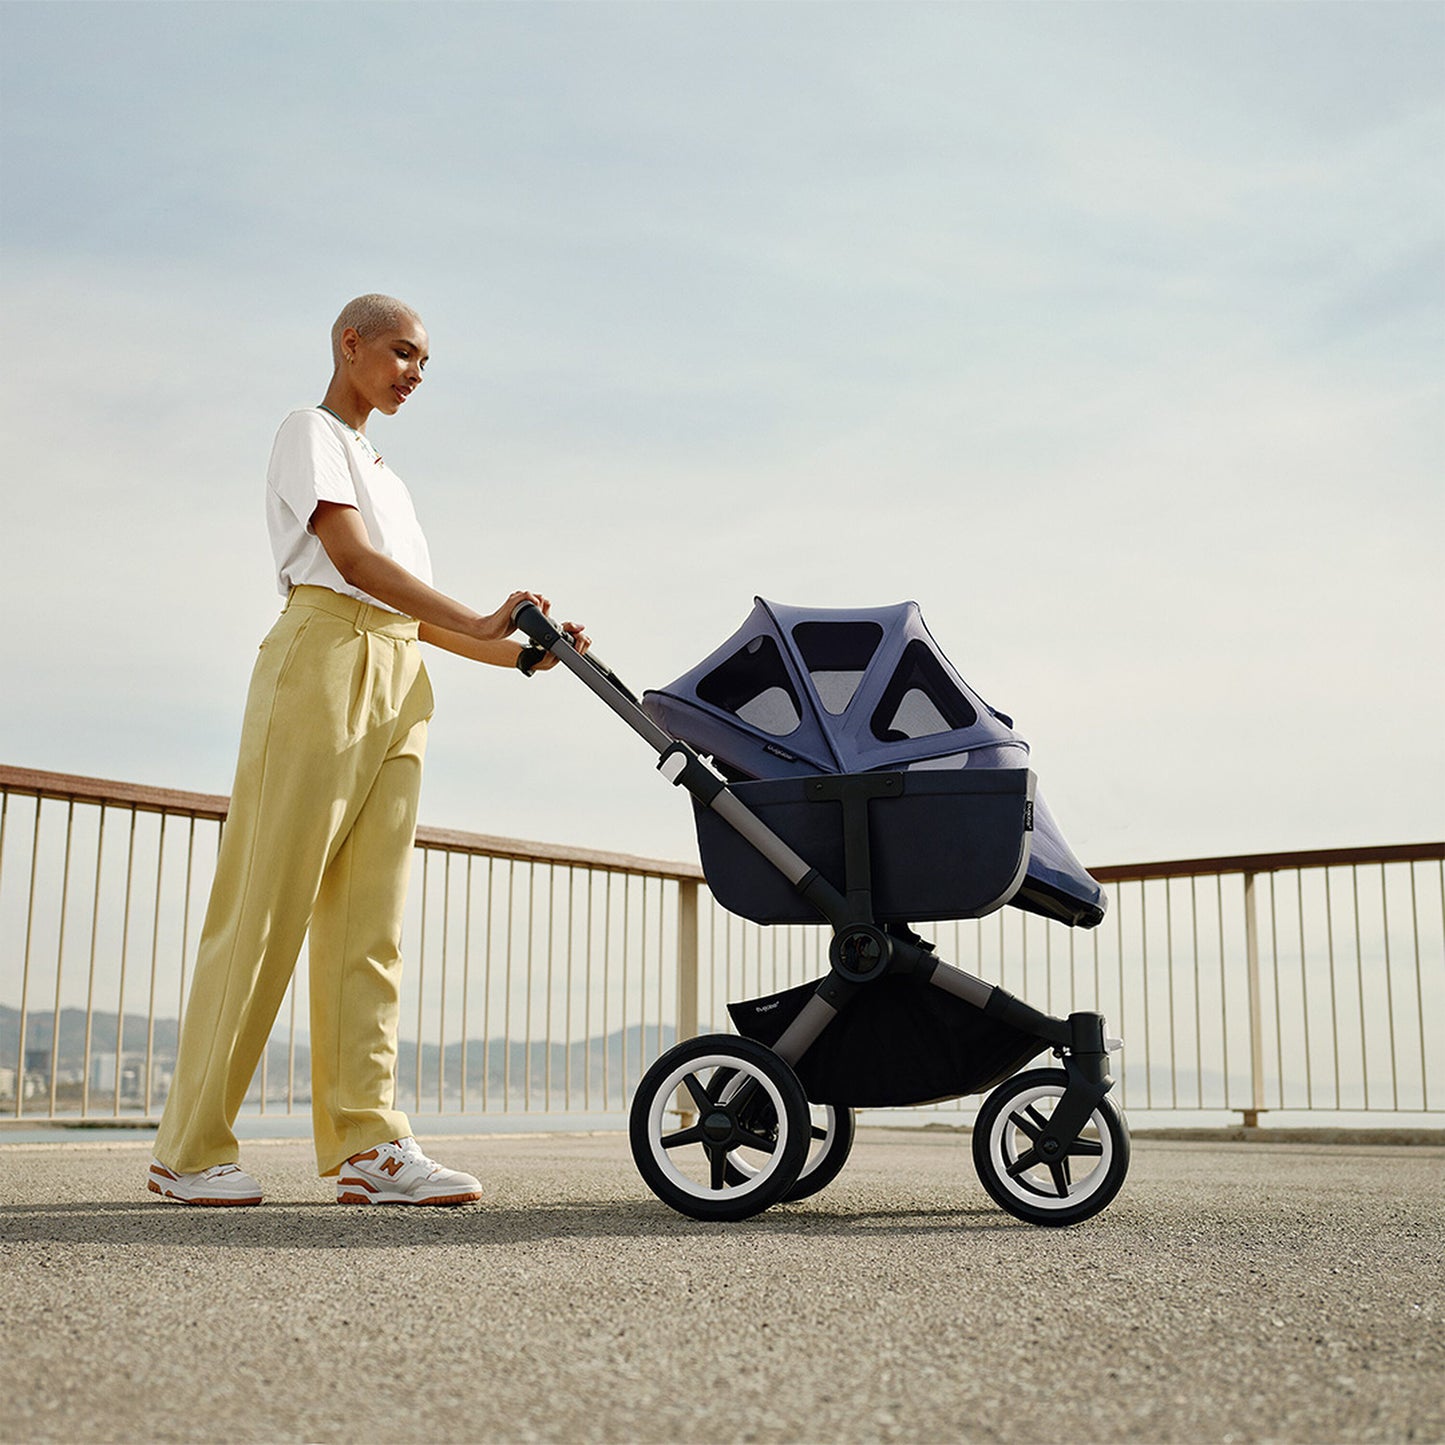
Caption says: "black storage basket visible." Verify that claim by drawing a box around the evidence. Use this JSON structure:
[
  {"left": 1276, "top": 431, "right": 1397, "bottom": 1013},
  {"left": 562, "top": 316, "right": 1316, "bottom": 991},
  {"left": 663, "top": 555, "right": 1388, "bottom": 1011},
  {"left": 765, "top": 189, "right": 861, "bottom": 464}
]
[
  {"left": 694, "top": 768, "right": 1035, "bottom": 925},
  {"left": 729, "top": 975, "right": 1046, "bottom": 1107}
]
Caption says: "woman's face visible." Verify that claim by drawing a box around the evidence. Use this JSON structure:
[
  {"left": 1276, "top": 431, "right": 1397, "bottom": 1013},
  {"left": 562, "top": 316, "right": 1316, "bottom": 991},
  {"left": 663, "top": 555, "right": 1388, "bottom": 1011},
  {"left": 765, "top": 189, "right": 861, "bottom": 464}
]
[{"left": 343, "top": 317, "right": 430, "bottom": 416}]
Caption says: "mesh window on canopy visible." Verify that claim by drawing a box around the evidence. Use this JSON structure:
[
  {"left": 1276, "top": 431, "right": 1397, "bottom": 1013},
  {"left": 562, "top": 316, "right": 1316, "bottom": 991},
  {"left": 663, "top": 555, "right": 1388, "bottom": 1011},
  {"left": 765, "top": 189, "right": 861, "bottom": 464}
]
[
  {"left": 791, "top": 620, "right": 884, "bottom": 715},
  {"left": 871, "top": 640, "right": 977, "bottom": 742},
  {"left": 696, "top": 635, "right": 802, "bottom": 736}
]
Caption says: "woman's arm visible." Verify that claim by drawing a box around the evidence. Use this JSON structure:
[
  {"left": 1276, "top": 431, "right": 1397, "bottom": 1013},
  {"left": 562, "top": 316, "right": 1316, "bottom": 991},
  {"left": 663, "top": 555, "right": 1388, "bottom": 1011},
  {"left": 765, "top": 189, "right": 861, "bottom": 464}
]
[{"left": 311, "top": 501, "right": 544, "bottom": 646}]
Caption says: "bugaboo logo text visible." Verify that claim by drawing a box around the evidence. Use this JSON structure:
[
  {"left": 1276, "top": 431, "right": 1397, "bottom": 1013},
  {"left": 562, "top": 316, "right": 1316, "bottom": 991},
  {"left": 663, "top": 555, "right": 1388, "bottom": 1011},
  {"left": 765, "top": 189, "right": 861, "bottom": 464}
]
[{"left": 754, "top": 1000, "right": 781, "bottom": 1013}]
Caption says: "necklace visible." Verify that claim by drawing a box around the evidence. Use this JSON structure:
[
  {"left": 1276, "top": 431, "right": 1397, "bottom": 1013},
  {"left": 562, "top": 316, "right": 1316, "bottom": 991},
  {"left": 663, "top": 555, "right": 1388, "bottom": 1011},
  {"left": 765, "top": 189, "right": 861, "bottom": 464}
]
[{"left": 318, "top": 404, "right": 384, "bottom": 465}]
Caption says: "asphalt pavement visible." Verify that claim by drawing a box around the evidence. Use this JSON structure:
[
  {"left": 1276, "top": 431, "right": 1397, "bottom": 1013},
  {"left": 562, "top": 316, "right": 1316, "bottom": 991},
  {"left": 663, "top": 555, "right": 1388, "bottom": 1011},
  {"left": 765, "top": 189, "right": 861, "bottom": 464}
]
[{"left": 2, "top": 1129, "right": 1441, "bottom": 1444}]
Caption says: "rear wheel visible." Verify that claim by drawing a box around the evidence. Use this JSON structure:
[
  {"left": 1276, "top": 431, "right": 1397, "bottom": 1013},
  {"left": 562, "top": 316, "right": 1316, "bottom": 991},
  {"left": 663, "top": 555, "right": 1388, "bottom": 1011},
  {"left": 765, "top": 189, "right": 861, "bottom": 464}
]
[
  {"left": 724, "top": 1100, "right": 855, "bottom": 1202},
  {"left": 972, "top": 1067, "right": 1130, "bottom": 1226},
  {"left": 629, "top": 1035, "right": 810, "bottom": 1222}
]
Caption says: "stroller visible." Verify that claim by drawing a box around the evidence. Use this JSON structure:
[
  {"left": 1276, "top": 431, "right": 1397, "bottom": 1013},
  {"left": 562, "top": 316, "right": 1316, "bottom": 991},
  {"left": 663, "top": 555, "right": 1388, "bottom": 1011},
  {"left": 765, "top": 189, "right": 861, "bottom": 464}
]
[{"left": 515, "top": 597, "right": 1128, "bottom": 1227}]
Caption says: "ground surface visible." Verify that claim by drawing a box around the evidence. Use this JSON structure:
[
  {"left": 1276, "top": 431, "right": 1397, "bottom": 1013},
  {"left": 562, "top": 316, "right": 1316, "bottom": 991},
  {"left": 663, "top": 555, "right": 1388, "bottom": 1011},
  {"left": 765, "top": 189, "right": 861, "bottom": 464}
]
[{"left": 1, "top": 1130, "right": 1441, "bottom": 1444}]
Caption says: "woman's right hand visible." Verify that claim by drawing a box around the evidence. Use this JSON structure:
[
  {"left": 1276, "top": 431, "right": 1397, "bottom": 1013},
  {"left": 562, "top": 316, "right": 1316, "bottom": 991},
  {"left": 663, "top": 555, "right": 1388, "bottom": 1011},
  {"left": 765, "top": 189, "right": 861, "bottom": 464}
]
[{"left": 476, "top": 590, "right": 550, "bottom": 642}]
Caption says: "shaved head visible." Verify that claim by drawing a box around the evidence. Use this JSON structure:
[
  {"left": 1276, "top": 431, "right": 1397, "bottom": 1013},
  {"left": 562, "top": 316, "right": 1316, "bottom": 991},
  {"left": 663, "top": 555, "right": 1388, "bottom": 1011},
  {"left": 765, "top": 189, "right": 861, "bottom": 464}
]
[{"left": 331, "top": 294, "right": 423, "bottom": 365}]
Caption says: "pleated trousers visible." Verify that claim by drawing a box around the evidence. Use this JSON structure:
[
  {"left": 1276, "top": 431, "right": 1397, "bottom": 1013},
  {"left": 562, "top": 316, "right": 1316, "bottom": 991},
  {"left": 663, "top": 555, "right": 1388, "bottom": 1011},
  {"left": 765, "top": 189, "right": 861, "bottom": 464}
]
[{"left": 154, "top": 585, "right": 433, "bottom": 1176}]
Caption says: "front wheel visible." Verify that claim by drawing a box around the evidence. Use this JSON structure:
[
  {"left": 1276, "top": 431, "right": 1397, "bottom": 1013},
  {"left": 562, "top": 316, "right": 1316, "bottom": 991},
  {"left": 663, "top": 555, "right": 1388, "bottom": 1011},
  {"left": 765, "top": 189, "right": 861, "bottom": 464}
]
[
  {"left": 629, "top": 1035, "right": 810, "bottom": 1221},
  {"left": 972, "top": 1068, "right": 1130, "bottom": 1226}
]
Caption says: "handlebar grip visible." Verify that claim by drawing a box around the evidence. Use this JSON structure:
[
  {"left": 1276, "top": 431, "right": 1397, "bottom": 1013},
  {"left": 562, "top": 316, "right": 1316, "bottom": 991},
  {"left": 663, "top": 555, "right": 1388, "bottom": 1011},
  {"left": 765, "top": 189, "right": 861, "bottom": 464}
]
[{"left": 511, "top": 600, "right": 563, "bottom": 647}]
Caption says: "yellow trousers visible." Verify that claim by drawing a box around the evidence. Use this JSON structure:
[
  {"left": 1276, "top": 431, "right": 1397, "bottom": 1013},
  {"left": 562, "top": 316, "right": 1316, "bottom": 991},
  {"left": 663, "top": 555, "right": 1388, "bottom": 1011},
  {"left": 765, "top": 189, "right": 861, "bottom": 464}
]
[{"left": 155, "top": 586, "right": 433, "bottom": 1176}]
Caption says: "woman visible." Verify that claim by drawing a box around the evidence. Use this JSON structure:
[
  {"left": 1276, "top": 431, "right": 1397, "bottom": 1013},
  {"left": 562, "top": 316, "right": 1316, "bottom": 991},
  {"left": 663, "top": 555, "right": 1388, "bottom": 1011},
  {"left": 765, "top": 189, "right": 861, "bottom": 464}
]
[{"left": 148, "top": 294, "right": 585, "bottom": 1206}]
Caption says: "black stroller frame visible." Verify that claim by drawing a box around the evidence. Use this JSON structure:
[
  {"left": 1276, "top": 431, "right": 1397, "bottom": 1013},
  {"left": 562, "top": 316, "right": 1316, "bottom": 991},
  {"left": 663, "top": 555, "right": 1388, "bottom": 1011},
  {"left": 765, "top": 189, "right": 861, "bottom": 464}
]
[{"left": 515, "top": 603, "right": 1130, "bottom": 1226}]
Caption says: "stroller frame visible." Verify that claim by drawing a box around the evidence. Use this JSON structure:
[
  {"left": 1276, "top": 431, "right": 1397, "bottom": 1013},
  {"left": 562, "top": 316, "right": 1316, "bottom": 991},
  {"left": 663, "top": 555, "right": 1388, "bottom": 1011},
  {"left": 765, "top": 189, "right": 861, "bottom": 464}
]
[{"left": 515, "top": 604, "right": 1129, "bottom": 1226}]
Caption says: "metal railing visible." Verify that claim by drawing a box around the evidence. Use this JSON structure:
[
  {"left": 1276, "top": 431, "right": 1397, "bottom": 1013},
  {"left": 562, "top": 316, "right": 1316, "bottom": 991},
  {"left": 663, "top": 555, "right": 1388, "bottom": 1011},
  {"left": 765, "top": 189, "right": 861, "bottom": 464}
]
[{"left": 2, "top": 763, "right": 1441, "bottom": 1127}]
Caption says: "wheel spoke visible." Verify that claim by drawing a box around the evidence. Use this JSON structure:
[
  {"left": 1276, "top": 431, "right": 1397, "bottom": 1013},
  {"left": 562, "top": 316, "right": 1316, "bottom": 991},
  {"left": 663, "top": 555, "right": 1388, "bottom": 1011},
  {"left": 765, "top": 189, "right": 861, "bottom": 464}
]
[
  {"left": 1047, "top": 1161, "right": 1071, "bottom": 1197},
  {"left": 1068, "top": 1136, "right": 1104, "bottom": 1158},
  {"left": 682, "top": 1073, "right": 712, "bottom": 1113},
  {"left": 737, "top": 1129, "right": 778, "bottom": 1155},
  {"left": 708, "top": 1145, "right": 728, "bottom": 1191},
  {"left": 1006, "top": 1146, "right": 1042, "bottom": 1178},
  {"left": 810, "top": 1125, "right": 828, "bottom": 1141},
  {"left": 1009, "top": 1106, "right": 1045, "bottom": 1142},
  {"left": 660, "top": 1126, "right": 703, "bottom": 1150}
]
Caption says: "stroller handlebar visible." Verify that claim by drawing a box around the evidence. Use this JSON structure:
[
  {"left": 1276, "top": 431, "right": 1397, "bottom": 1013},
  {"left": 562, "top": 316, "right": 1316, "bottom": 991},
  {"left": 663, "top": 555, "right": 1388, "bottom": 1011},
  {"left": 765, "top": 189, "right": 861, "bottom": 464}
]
[
  {"left": 509, "top": 599, "right": 649, "bottom": 714},
  {"left": 511, "top": 599, "right": 562, "bottom": 647}
]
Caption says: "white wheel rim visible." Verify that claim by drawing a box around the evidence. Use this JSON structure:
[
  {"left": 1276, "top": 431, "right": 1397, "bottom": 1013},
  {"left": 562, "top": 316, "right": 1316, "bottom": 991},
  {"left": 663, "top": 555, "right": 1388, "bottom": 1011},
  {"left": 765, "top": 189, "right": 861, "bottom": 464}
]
[
  {"left": 647, "top": 1054, "right": 796, "bottom": 1202},
  {"left": 986, "top": 1083, "right": 1114, "bottom": 1212}
]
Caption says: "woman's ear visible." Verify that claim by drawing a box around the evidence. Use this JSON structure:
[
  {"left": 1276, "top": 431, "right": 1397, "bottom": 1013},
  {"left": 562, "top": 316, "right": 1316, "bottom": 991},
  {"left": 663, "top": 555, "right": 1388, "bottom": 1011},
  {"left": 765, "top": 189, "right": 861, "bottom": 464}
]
[{"left": 339, "top": 326, "right": 361, "bottom": 364}]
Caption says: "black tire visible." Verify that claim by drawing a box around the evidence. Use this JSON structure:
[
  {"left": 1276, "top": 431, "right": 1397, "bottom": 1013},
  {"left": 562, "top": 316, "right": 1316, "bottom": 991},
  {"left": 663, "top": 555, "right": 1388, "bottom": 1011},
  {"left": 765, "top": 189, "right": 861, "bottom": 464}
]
[
  {"left": 629, "top": 1034, "right": 810, "bottom": 1222},
  {"left": 722, "top": 1100, "right": 856, "bottom": 1202},
  {"left": 972, "top": 1067, "right": 1130, "bottom": 1226}
]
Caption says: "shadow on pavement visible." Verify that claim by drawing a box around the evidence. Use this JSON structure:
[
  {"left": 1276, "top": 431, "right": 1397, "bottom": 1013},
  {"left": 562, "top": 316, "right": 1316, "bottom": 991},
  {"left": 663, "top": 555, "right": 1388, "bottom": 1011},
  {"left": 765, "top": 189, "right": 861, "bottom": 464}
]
[{"left": 0, "top": 1195, "right": 1018, "bottom": 1247}]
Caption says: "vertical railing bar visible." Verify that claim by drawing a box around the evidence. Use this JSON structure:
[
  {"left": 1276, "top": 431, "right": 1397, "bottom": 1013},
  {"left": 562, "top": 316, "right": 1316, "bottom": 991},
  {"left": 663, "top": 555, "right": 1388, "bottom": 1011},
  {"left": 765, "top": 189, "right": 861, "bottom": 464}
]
[
  {"left": 438, "top": 851, "right": 451, "bottom": 1115},
  {"left": 48, "top": 802, "right": 77, "bottom": 1119},
  {"left": 482, "top": 857, "right": 495, "bottom": 1114},
  {"left": 1021, "top": 912, "right": 1029, "bottom": 1002},
  {"left": 1297, "top": 869, "right": 1312, "bottom": 1109},
  {"left": 1324, "top": 867, "right": 1341, "bottom": 1110},
  {"left": 1165, "top": 878, "right": 1177, "bottom": 1109},
  {"left": 1189, "top": 876, "right": 1202, "bottom": 1108},
  {"left": 523, "top": 861, "right": 535, "bottom": 1113},
  {"left": 15, "top": 800, "right": 43, "bottom": 1119},
  {"left": 1115, "top": 883, "right": 1126, "bottom": 1107},
  {"left": 1216, "top": 873, "right": 1230, "bottom": 1112},
  {"left": 415, "top": 848, "right": 429, "bottom": 1113},
  {"left": 636, "top": 875, "right": 647, "bottom": 1079},
  {"left": 1380, "top": 862, "right": 1398, "bottom": 1111},
  {"left": 563, "top": 866, "right": 575, "bottom": 1109},
  {"left": 46, "top": 803, "right": 76, "bottom": 1115},
  {"left": 461, "top": 855, "right": 473, "bottom": 1115},
  {"left": 1067, "top": 924, "right": 1076, "bottom": 1014},
  {"left": 1408, "top": 862, "right": 1426, "bottom": 1109},
  {"left": 113, "top": 809, "right": 138, "bottom": 1118},
  {"left": 81, "top": 805, "right": 109, "bottom": 1118},
  {"left": 544, "top": 864, "right": 556, "bottom": 1110},
  {"left": 143, "top": 813, "right": 167, "bottom": 1118},
  {"left": 1268, "top": 870, "right": 1283, "bottom": 1112},
  {"left": 178, "top": 817, "right": 197, "bottom": 1075},
  {"left": 655, "top": 877, "right": 666, "bottom": 1063},
  {"left": 504, "top": 858, "right": 515, "bottom": 1111},
  {"left": 602, "top": 872, "right": 613, "bottom": 1111},
  {"left": 1243, "top": 870, "right": 1265, "bottom": 1126},
  {"left": 286, "top": 970, "right": 297, "bottom": 1115},
  {"left": 583, "top": 867, "right": 594, "bottom": 1112},
  {"left": 1090, "top": 921, "right": 1100, "bottom": 1038},
  {"left": 621, "top": 875, "right": 632, "bottom": 1101},
  {"left": 1139, "top": 880, "right": 1151, "bottom": 1109},
  {"left": 1352, "top": 866, "right": 1368, "bottom": 1110}
]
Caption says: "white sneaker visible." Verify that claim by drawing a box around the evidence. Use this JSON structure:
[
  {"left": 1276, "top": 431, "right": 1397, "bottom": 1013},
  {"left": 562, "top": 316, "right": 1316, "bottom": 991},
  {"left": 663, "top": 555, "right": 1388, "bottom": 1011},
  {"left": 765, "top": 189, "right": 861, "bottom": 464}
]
[
  {"left": 336, "top": 1137, "right": 482, "bottom": 1206},
  {"left": 147, "top": 1158, "right": 263, "bottom": 1206}
]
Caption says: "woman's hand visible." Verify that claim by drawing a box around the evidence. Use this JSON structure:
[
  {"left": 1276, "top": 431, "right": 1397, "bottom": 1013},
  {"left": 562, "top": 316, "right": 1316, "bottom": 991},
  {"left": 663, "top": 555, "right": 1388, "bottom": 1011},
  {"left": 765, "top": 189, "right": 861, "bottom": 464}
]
[
  {"left": 533, "top": 620, "right": 590, "bottom": 670},
  {"left": 475, "top": 590, "right": 550, "bottom": 643}
]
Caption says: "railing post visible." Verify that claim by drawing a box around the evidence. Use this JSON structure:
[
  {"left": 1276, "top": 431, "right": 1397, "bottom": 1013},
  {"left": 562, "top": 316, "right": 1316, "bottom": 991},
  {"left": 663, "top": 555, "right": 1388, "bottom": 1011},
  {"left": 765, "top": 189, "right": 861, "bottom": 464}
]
[
  {"left": 675, "top": 879, "right": 700, "bottom": 1126},
  {"left": 1242, "top": 870, "right": 1265, "bottom": 1127}
]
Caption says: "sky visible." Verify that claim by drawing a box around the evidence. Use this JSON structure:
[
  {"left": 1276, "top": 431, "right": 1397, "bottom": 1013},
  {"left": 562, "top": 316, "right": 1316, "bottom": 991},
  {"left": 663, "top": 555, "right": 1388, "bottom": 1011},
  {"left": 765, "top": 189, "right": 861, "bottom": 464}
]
[{"left": 1, "top": 0, "right": 1441, "bottom": 870}]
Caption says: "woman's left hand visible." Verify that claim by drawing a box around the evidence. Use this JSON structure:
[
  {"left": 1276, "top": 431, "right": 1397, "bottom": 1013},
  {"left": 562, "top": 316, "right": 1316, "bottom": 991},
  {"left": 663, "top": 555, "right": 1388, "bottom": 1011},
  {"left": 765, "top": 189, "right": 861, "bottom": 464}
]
[{"left": 534, "top": 621, "right": 590, "bottom": 669}]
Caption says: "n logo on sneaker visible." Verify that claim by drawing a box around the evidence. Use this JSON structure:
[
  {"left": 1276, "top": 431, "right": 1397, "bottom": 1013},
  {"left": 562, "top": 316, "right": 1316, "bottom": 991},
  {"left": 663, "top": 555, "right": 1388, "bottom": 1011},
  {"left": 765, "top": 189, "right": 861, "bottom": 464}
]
[{"left": 380, "top": 1156, "right": 405, "bottom": 1177}]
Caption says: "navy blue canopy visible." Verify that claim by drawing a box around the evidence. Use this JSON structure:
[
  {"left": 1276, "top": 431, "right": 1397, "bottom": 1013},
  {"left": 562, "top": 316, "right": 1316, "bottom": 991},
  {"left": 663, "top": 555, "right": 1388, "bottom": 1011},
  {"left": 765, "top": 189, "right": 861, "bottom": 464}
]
[{"left": 643, "top": 599, "right": 1106, "bottom": 927}]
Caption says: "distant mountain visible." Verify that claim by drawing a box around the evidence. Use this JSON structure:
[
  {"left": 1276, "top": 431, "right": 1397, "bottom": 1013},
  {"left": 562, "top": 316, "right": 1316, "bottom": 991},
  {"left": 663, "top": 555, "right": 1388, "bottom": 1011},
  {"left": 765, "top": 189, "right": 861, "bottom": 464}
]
[{"left": 0, "top": 1004, "right": 686, "bottom": 1101}]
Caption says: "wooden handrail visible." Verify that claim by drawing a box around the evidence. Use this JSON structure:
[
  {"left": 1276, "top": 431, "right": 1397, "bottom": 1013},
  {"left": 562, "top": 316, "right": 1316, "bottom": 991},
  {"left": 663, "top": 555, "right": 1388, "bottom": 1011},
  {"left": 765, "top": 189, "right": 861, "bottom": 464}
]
[
  {"left": 2, "top": 762, "right": 1438, "bottom": 886},
  {"left": 0, "top": 763, "right": 702, "bottom": 882}
]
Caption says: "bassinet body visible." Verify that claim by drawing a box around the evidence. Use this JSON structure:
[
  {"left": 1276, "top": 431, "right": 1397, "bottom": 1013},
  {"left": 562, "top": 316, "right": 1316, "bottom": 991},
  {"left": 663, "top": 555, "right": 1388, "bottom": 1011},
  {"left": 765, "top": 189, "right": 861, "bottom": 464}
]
[{"left": 643, "top": 598, "right": 1106, "bottom": 928}]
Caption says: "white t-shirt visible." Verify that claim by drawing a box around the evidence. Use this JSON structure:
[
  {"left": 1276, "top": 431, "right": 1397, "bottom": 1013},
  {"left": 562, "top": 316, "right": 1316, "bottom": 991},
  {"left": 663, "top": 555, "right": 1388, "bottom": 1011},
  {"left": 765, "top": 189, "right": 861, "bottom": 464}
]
[{"left": 265, "top": 408, "right": 433, "bottom": 613}]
